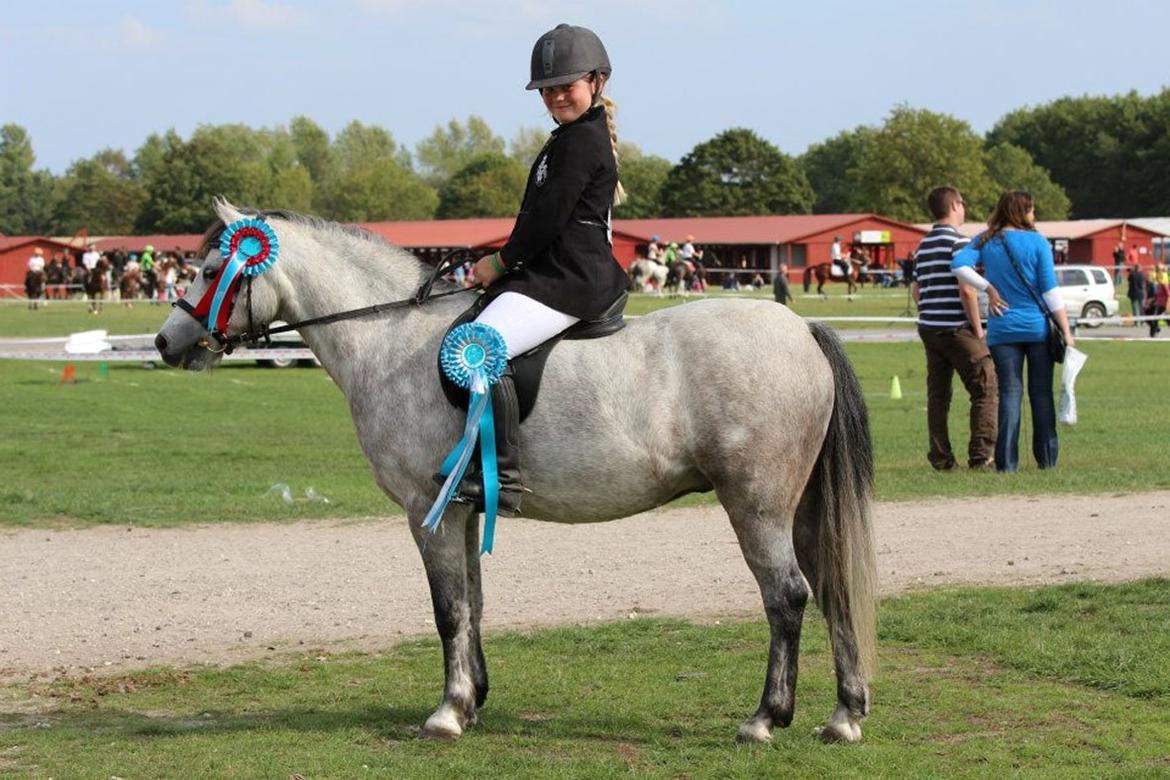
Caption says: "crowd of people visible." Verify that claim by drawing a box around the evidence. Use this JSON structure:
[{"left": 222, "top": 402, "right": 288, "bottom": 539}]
[
  {"left": 23, "top": 244, "right": 198, "bottom": 311},
  {"left": 1124, "top": 262, "right": 1170, "bottom": 337}
]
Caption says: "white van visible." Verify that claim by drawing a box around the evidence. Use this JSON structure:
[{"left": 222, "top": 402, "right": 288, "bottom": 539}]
[{"left": 1055, "top": 265, "right": 1119, "bottom": 326}]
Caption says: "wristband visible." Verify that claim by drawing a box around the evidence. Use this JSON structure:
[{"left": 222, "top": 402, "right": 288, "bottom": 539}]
[{"left": 490, "top": 253, "right": 505, "bottom": 275}]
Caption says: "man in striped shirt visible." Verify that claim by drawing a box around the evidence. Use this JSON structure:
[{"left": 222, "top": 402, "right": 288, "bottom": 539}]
[{"left": 912, "top": 186, "right": 998, "bottom": 471}]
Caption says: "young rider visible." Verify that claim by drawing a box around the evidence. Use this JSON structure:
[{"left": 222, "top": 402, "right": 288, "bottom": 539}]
[{"left": 455, "top": 23, "right": 629, "bottom": 515}]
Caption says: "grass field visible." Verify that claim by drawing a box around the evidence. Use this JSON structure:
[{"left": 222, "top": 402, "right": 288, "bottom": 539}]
[
  {"left": 0, "top": 286, "right": 1150, "bottom": 338},
  {"left": 2, "top": 332, "right": 1168, "bottom": 527},
  {"left": 0, "top": 288, "right": 915, "bottom": 338},
  {"left": 2, "top": 579, "right": 1167, "bottom": 778}
]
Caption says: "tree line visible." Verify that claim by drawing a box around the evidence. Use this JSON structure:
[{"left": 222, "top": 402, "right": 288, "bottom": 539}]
[{"left": 2, "top": 89, "right": 1167, "bottom": 237}]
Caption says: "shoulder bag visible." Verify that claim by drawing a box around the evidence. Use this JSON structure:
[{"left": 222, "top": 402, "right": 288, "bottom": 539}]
[{"left": 999, "top": 235, "right": 1066, "bottom": 364}]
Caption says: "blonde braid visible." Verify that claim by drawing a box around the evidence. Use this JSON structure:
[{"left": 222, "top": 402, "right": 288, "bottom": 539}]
[{"left": 600, "top": 94, "right": 627, "bottom": 206}]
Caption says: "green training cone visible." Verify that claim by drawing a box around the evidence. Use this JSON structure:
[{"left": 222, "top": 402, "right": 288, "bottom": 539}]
[
  {"left": 890, "top": 375, "right": 902, "bottom": 400},
  {"left": 98, "top": 361, "right": 109, "bottom": 379}
]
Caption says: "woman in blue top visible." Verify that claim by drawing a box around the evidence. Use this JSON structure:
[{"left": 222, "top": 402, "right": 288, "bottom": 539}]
[{"left": 952, "top": 191, "right": 1076, "bottom": 472}]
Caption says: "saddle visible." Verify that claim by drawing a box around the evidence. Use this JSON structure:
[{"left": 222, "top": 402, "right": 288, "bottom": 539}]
[{"left": 439, "top": 291, "right": 628, "bottom": 422}]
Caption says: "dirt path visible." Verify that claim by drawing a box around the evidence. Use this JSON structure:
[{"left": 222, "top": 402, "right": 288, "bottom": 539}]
[{"left": 2, "top": 492, "right": 1167, "bottom": 682}]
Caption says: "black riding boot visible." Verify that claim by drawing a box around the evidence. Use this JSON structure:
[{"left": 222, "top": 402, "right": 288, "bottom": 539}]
[{"left": 452, "top": 371, "right": 524, "bottom": 516}]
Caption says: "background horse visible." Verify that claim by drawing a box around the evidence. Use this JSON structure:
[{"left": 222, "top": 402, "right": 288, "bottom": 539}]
[
  {"left": 85, "top": 257, "right": 111, "bottom": 314},
  {"left": 803, "top": 260, "right": 860, "bottom": 297},
  {"left": 119, "top": 268, "right": 142, "bottom": 306},
  {"left": 156, "top": 199, "right": 877, "bottom": 746},
  {"left": 628, "top": 258, "right": 668, "bottom": 294},
  {"left": 24, "top": 269, "right": 46, "bottom": 309}
]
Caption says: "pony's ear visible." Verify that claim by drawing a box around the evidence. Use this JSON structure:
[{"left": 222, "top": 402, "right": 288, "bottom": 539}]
[{"left": 212, "top": 196, "right": 244, "bottom": 225}]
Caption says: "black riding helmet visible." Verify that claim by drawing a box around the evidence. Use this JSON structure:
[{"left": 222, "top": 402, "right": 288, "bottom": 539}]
[{"left": 526, "top": 24, "right": 611, "bottom": 91}]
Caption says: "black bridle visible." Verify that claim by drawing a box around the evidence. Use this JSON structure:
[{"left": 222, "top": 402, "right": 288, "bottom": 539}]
[{"left": 176, "top": 248, "right": 483, "bottom": 353}]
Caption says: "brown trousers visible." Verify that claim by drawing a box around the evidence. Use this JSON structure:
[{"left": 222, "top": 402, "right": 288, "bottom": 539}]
[{"left": 918, "top": 325, "right": 998, "bottom": 469}]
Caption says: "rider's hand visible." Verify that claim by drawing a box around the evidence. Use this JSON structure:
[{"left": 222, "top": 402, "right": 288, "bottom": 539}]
[{"left": 473, "top": 254, "right": 502, "bottom": 287}]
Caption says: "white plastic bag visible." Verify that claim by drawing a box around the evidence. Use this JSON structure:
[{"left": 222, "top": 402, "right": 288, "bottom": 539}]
[{"left": 1058, "top": 346, "right": 1088, "bottom": 425}]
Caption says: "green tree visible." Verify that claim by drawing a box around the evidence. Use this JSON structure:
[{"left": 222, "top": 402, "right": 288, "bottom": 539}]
[
  {"left": 988, "top": 90, "right": 1169, "bottom": 217},
  {"left": 983, "top": 142, "right": 1071, "bottom": 220},
  {"left": 613, "top": 142, "right": 671, "bottom": 218},
  {"left": 853, "top": 106, "right": 997, "bottom": 222},
  {"left": 800, "top": 126, "right": 876, "bottom": 213},
  {"left": 134, "top": 124, "right": 320, "bottom": 232},
  {"left": 509, "top": 126, "right": 549, "bottom": 166},
  {"left": 435, "top": 152, "right": 527, "bottom": 218},
  {"left": 289, "top": 116, "right": 332, "bottom": 186},
  {"left": 416, "top": 116, "right": 505, "bottom": 188},
  {"left": 0, "top": 124, "right": 57, "bottom": 235},
  {"left": 660, "top": 128, "right": 813, "bottom": 217},
  {"left": 52, "top": 149, "right": 146, "bottom": 234},
  {"left": 318, "top": 121, "right": 436, "bottom": 221}
]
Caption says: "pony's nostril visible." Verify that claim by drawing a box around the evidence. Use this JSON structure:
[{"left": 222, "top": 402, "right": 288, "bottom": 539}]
[{"left": 155, "top": 334, "right": 168, "bottom": 354}]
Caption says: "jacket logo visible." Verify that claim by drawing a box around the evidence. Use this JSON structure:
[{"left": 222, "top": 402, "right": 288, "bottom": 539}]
[{"left": 535, "top": 155, "right": 549, "bottom": 187}]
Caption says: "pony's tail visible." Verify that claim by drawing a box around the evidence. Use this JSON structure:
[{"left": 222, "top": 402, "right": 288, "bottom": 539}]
[
  {"left": 802, "top": 321, "right": 877, "bottom": 681},
  {"left": 802, "top": 266, "right": 813, "bottom": 293}
]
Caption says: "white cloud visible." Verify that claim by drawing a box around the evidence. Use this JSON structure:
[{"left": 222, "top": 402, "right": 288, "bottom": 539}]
[
  {"left": 227, "top": 0, "right": 306, "bottom": 29},
  {"left": 121, "top": 16, "right": 164, "bottom": 50},
  {"left": 187, "top": 0, "right": 306, "bottom": 30}
]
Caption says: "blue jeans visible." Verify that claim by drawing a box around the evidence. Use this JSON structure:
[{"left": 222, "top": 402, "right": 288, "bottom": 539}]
[{"left": 989, "top": 341, "right": 1058, "bottom": 472}]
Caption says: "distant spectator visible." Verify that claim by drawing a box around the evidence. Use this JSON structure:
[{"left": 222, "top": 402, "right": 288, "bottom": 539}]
[
  {"left": 1127, "top": 243, "right": 1141, "bottom": 269},
  {"left": 1145, "top": 272, "right": 1168, "bottom": 338},
  {"left": 1127, "top": 264, "right": 1146, "bottom": 326},
  {"left": 1112, "top": 242, "right": 1125, "bottom": 285},
  {"left": 773, "top": 262, "right": 793, "bottom": 306}
]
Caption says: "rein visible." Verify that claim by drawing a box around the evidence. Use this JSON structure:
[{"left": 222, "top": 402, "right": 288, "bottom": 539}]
[{"left": 177, "top": 247, "right": 483, "bottom": 353}]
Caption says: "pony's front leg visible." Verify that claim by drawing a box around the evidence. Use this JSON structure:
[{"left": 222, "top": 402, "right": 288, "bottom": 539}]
[{"left": 409, "top": 506, "right": 485, "bottom": 740}]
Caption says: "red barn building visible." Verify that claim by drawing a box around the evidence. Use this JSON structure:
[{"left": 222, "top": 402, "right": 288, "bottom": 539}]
[
  {"left": 614, "top": 214, "right": 927, "bottom": 280},
  {"left": 0, "top": 237, "right": 83, "bottom": 293}
]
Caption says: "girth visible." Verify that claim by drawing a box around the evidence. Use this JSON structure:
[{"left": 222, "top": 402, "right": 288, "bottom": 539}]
[{"left": 438, "top": 291, "right": 628, "bottom": 422}]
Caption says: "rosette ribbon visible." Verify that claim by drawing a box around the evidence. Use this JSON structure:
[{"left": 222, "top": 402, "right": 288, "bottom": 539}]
[
  {"left": 423, "top": 323, "right": 509, "bottom": 554},
  {"left": 205, "top": 218, "right": 280, "bottom": 335}
]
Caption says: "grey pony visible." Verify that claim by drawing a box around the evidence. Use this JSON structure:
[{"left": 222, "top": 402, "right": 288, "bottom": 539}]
[{"left": 155, "top": 199, "right": 878, "bottom": 744}]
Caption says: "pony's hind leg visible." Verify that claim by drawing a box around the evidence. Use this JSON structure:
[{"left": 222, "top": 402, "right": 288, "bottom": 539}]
[
  {"left": 410, "top": 505, "right": 483, "bottom": 740},
  {"left": 726, "top": 505, "right": 809, "bottom": 744}
]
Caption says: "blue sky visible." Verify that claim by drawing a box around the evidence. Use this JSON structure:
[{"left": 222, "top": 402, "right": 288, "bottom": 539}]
[{"left": 3, "top": 0, "right": 1169, "bottom": 174}]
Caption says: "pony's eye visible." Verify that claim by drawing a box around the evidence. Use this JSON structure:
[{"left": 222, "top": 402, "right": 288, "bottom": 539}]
[{"left": 202, "top": 266, "right": 219, "bottom": 281}]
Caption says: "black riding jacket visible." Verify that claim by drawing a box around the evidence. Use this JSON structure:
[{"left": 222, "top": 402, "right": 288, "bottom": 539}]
[{"left": 491, "top": 105, "right": 628, "bottom": 320}]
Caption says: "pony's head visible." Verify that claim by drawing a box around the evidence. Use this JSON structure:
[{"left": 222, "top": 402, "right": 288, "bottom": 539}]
[{"left": 155, "top": 197, "right": 285, "bottom": 370}]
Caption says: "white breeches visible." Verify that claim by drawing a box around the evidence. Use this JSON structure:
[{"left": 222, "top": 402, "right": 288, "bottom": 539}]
[{"left": 474, "top": 292, "right": 580, "bottom": 359}]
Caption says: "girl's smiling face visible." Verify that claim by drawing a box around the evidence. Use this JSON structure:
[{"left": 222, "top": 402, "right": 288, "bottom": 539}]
[{"left": 540, "top": 77, "right": 595, "bottom": 124}]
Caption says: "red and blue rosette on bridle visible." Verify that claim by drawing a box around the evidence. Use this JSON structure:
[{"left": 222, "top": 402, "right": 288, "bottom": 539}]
[
  {"left": 206, "top": 218, "right": 280, "bottom": 335},
  {"left": 424, "top": 323, "right": 509, "bottom": 554}
]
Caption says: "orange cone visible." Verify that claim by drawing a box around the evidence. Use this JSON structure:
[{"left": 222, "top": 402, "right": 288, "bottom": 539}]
[{"left": 60, "top": 364, "right": 76, "bottom": 384}]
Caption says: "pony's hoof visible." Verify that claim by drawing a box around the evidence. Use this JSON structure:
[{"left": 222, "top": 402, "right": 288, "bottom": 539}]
[
  {"left": 421, "top": 709, "right": 463, "bottom": 741},
  {"left": 735, "top": 718, "right": 773, "bottom": 744},
  {"left": 815, "top": 721, "right": 862, "bottom": 743}
]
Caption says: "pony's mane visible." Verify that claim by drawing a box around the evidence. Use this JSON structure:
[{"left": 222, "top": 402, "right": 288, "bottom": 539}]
[{"left": 198, "top": 207, "right": 389, "bottom": 258}]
